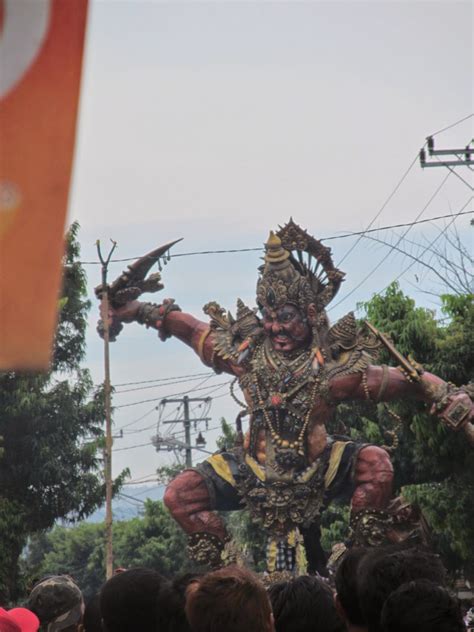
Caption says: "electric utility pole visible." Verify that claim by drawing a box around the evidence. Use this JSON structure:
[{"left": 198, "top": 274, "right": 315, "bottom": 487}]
[
  {"left": 96, "top": 239, "right": 117, "bottom": 580},
  {"left": 420, "top": 136, "right": 474, "bottom": 181},
  {"left": 154, "top": 396, "right": 211, "bottom": 467}
]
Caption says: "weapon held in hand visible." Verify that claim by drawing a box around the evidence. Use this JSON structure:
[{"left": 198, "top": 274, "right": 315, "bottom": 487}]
[
  {"left": 365, "top": 321, "right": 474, "bottom": 448},
  {"left": 96, "top": 238, "right": 182, "bottom": 341}
]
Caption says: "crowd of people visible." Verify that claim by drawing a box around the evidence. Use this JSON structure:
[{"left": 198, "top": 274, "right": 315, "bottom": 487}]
[{"left": 0, "top": 545, "right": 471, "bottom": 632}]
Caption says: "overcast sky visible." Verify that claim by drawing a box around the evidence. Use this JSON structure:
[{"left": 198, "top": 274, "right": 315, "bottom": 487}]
[{"left": 67, "top": 0, "right": 473, "bottom": 487}]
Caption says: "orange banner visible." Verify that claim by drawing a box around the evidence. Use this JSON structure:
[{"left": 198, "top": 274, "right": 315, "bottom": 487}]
[{"left": 0, "top": 0, "right": 88, "bottom": 370}]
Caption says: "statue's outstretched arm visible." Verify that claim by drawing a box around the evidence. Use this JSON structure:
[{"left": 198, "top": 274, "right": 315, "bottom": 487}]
[
  {"left": 95, "top": 239, "right": 240, "bottom": 376},
  {"left": 104, "top": 299, "right": 240, "bottom": 377},
  {"left": 330, "top": 366, "right": 474, "bottom": 446}
]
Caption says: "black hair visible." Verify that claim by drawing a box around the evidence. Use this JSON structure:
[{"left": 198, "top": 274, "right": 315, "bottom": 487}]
[
  {"left": 268, "top": 575, "right": 346, "bottom": 632},
  {"left": 99, "top": 567, "right": 170, "bottom": 632},
  {"left": 358, "top": 547, "right": 447, "bottom": 632},
  {"left": 334, "top": 547, "right": 368, "bottom": 626},
  {"left": 381, "top": 579, "right": 465, "bottom": 632},
  {"left": 83, "top": 594, "right": 102, "bottom": 632}
]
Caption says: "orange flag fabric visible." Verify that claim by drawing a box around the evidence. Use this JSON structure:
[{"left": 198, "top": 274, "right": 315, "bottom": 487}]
[{"left": 0, "top": 0, "right": 88, "bottom": 370}]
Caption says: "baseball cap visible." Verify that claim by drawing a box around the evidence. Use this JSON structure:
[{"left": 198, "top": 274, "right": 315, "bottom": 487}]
[
  {"left": 0, "top": 607, "right": 39, "bottom": 632},
  {"left": 27, "top": 575, "right": 84, "bottom": 632}
]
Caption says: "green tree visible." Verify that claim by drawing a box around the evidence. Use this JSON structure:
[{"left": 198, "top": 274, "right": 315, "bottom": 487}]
[
  {"left": 324, "top": 283, "right": 474, "bottom": 571},
  {"left": 25, "top": 500, "right": 191, "bottom": 599},
  {"left": 0, "top": 224, "right": 112, "bottom": 602}
]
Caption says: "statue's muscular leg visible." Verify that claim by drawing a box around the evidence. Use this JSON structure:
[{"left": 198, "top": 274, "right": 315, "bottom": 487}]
[
  {"left": 347, "top": 445, "right": 394, "bottom": 548},
  {"left": 163, "top": 469, "right": 227, "bottom": 541},
  {"left": 348, "top": 445, "right": 427, "bottom": 547},
  {"left": 351, "top": 445, "right": 393, "bottom": 512}
]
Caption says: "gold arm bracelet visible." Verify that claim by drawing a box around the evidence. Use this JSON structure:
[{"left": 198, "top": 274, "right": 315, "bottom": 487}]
[
  {"left": 375, "top": 365, "right": 390, "bottom": 402},
  {"left": 197, "top": 327, "right": 212, "bottom": 364}
]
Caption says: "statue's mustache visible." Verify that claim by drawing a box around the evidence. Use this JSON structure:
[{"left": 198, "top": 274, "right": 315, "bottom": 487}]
[{"left": 269, "top": 331, "right": 307, "bottom": 342}]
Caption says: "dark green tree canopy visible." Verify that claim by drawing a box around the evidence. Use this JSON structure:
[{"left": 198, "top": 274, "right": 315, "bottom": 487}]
[{"left": 0, "top": 223, "right": 109, "bottom": 602}]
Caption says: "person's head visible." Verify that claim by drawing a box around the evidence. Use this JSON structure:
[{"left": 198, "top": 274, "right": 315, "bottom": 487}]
[
  {"left": 334, "top": 547, "right": 368, "bottom": 630},
  {"left": 99, "top": 567, "right": 169, "bottom": 632},
  {"left": 0, "top": 607, "right": 39, "bottom": 632},
  {"left": 154, "top": 573, "right": 196, "bottom": 632},
  {"left": 27, "top": 575, "right": 84, "bottom": 632},
  {"left": 358, "top": 547, "right": 447, "bottom": 632},
  {"left": 268, "top": 575, "right": 345, "bottom": 632},
  {"left": 381, "top": 579, "right": 465, "bottom": 632},
  {"left": 185, "top": 565, "right": 273, "bottom": 632},
  {"left": 82, "top": 595, "right": 102, "bottom": 632}
]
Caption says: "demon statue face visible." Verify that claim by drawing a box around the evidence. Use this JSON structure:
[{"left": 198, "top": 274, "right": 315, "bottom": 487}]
[
  {"left": 256, "top": 223, "right": 346, "bottom": 353},
  {"left": 261, "top": 303, "right": 311, "bottom": 353}
]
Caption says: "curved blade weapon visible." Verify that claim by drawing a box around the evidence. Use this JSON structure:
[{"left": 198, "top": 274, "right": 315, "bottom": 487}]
[{"left": 96, "top": 238, "right": 182, "bottom": 340}]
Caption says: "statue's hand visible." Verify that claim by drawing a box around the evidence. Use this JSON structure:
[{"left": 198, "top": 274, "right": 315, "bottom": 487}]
[
  {"left": 430, "top": 388, "right": 474, "bottom": 448},
  {"left": 97, "top": 300, "right": 141, "bottom": 341},
  {"left": 430, "top": 390, "right": 474, "bottom": 429},
  {"left": 111, "top": 300, "right": 142, "bottom": 323}
]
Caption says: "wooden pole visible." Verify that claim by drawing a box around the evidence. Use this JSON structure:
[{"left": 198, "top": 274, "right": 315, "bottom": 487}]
[{"left": 97, "top": 239, "right": 117, "bottom": 580}]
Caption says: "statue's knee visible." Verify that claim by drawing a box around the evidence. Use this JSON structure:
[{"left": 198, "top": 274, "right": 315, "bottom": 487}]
[
  {"left": 163, "top": 469, "right": 210, "bottom": 518},
  {"left": 163, "top": 478, "right": 179, "bottom": 514},
  {"left": 356, "top": 445, "right": 394, "bottom": 484}
]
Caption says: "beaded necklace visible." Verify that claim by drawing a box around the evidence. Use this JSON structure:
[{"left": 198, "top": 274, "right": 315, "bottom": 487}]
[{"left": 230, "top": 338, "right": 323, "bottom": 457}]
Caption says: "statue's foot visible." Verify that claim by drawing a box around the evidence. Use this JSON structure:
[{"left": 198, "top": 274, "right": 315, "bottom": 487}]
[{"left": 349, "top": 496, "right": 430, "bottom": 549}]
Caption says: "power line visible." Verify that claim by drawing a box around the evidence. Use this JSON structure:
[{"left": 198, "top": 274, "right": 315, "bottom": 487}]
[
  {"left": 329, "top": 171, "right": 451, "bottom": 311},
  {"left": 118, "top": 492, "right": 146, "bottom": 505},
  {"left": 374, "top": 195, "right": 473, "bottom": 297},
  {"left": 117, "top": 406, "right": 157, "bottom": 431},
  {"left": 437, "top": 160, "right": 473, "bottom": 191},
  {"left": 110, "top": 372, "right": 212, "bottom": 388},
  {"left": 336, "top": 151, "right": 422, "bottom": 267},
  {"left": 115, "top": 379, "right": 233, "bottom": 409},
  {"left": 78, "top": 210, "right": 470, "bottom": 265},
  {"left": 116, "top": 408, "right": 187, "bottom": 433},
  {"left": 125, "top": 471, "right": 160, "bottom": 484},
  {"left": 113, "top": 441, "right": 152, "bottom": 452},
  {"left": 114, "top": 373, "right": 218, "bottom": 394},
  {"left": 428, "top": 113, "right": 474, "bottom": 138},
  {"left": 123, "top": 480, "right": 160, "bottom": 486}
]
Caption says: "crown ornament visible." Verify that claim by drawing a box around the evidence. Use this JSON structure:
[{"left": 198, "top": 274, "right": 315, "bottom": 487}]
[{"left": 256, "top": 219, "right": 345, "bottom": 313}]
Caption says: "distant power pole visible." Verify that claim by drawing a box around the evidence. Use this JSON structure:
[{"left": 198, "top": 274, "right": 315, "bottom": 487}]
[{"left": 153, "top": 396, "right": 211, "bottom": 467}]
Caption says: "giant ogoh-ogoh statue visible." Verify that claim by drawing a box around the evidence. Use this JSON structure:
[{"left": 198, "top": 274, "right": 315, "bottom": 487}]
[{"left": 98, "top": 220, "right": 474, "bottom": 574}]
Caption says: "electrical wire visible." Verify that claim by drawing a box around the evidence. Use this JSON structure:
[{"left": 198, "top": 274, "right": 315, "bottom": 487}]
[
  {"left": 428, "top": 113, "right": 474, "bottom": 138},
  {"left": 329, "top": 171, "right": 452, "bottom": 311},
  {"left": 336, "top": 150, "right": 422, "bottom": 267},
  {"left": 117, "top": 406, "right": 157, "bottom": 431},
  {"left": 436, "top": 160, "right": 473, "bottom": 191},
  {"left": 114, "top": 379, "right": 233, "bottom": 409},
  {"left": 118, "top": 492, "right": 146, "bottom": 505},
  {"left": 374, "top": 195, "right": 473, "bottom": 296},
  {"left": 114, "top": 373, "right": 218, "bottom": 394},
  {"left": 125, "top": 471, "right": 160, "bottom": 484},
  {"left": 78, "top": 210, "right": 469, "bottom": 265},
  {"left": 113, "top": 441, "right": 152, "bottom": 452},
  {"left": 111, "top": 372, "right": 211, "bottom": 388}
]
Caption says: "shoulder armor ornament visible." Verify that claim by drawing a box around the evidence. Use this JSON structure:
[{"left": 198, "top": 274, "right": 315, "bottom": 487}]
[
  {"left": 203, "top": 299, "right": 264, "bottom": 364},
  {"left": 325, "top": 312, "right": 381, "bottom": 380}
]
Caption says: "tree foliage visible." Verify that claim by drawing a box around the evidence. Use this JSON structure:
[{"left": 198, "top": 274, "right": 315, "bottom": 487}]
[
  {"left": 24, "top": 500, "right": 191, "bottom": 599},
  {"left": 323, "top": 283, "right": 474, "bottom": 571},
  {"left": 0, "top": 224, "right": 110, "bottom": 602}
]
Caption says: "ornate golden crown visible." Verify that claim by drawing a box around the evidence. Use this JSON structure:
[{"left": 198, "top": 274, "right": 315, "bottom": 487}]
[{"left": 256, "top": 219, "right": 345, "bottom": 313}]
